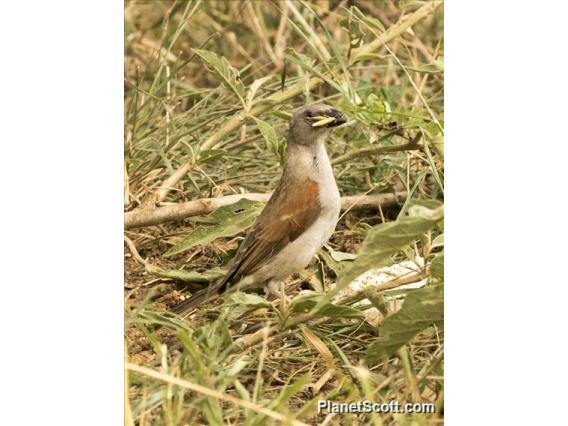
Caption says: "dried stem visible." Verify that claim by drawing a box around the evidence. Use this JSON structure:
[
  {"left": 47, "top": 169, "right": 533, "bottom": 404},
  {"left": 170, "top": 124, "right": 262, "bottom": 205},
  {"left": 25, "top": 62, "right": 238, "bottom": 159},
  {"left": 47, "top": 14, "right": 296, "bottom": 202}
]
[
  {"left": 124, "top": 235, "right": 147, "bottom": 266},
  {"left": 154, "top": 161, "right": 193, "bottom": 204},
  {"left": 124, "top": 192, "right": 406, "bottom": 229}
]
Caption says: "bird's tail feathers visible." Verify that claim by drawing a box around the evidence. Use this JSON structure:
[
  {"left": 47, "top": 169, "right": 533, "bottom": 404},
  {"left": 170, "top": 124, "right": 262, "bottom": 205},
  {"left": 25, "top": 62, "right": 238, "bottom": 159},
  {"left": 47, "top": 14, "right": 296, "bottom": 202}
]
[{"left": 171, "top": 282, "right": 223, "bottom": 316}]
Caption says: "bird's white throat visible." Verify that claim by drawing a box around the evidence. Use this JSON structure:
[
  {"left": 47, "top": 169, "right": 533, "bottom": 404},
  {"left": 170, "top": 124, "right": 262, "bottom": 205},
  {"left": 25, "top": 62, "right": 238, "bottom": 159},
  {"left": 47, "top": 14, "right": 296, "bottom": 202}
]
[
  {"left": 284, "top": 140, "right": 334, "bottom": 182},
  {"left": 284, "top": 140, "right": 340, "bottom": 219}
]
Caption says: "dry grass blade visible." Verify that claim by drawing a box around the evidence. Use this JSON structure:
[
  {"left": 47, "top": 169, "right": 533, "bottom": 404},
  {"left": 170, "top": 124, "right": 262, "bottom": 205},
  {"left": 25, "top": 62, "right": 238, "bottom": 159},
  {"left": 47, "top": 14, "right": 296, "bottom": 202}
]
[
  {"left": 125, "top": 347, "right": 135, "bottom": 426},
  {"left": 300, "top": 325, "right": 335, "bottom": 368},
  {"left": 125, "top": 362, "right": 309, "bottom": 426}
]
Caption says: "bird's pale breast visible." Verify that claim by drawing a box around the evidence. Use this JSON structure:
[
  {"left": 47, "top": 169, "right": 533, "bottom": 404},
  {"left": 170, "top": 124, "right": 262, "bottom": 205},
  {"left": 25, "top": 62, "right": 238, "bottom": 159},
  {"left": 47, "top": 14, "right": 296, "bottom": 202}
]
[{"left": 252, "top": 143, "right": 340, "bottom": 282}]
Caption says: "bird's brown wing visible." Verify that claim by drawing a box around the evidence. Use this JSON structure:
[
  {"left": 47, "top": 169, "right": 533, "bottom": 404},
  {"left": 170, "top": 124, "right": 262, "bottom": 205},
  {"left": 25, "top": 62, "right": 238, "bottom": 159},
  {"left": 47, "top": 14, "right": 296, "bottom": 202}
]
[{"left": 220, "top": 179, "right": 321, "bottom": 290}]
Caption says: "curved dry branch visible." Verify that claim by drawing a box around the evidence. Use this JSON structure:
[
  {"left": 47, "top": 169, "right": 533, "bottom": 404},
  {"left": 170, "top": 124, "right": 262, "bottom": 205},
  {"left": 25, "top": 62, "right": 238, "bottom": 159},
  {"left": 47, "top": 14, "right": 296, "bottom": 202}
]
[{"left": 124, "top": 192, "right": 406, "bottom": 229}]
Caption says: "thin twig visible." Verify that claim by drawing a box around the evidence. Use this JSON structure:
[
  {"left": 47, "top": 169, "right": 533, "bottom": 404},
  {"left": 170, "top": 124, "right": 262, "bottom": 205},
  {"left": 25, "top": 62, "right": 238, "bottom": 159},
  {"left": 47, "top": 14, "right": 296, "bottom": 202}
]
[{"left": 124, "top": 235, "right": 147, "bottom": 266}]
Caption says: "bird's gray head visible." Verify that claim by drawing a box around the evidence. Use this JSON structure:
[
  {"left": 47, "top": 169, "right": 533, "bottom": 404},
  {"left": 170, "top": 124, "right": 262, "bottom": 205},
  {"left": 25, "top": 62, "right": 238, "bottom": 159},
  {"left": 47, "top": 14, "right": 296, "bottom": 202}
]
[{"left": 287, "top": 103, "right": 346, "bottom": 146}]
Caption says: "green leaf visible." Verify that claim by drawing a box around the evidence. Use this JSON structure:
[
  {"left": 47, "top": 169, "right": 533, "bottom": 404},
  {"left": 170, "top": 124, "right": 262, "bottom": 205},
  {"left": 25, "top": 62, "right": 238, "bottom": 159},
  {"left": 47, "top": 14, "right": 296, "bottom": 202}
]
[
  {"left": 350, "top": 5, "right": 386, "bottom": 32},
  {"left": 268, "top": 374, "right": 311, "bottom": 410},
  {"left": 219, "top": 355, "right": 249, "bottom": 381},
  {"left": 290, "top": 293, "right": 364, "bottom": 319},
  {"left": 431, "top": 233, "right": 444, "bottom": 249},
  {"left": 319, "top": 246, "right": 356, "bottom": 277},
  {"left": 224, "top": 292, "right": 270, "bottom": 307},
  {"left": 337, "top": 203, "right": 444, "bottom": 290},
  {"left": 165, "top": 199, "right": 264, "bottom": 256},
  {"left": 318, "top": 248, "right": 344, "bottom": 276},
  {"left": 193, "top": 49, "right": 245, "bottom": 106},
  {"left": 222, "top": 292, "right": 271, "bottom": 320},
  {"left": 366, "top": 283, "right": 444, "bottom": 362},
  {"left": 245, "top": 75, "right": 273, "bottom": 111},
  {"left": 408, "top": 57, "right": 444, "bottom": 74},
  {"left": 430, "top": 254, "right": 444, "bottom": 282},
  {"left": 407, "top": 199, "right": 444, "bottom": 214},
  {"left": 327, "top": 247, "right": 357, "bottom": 262},
  {"left": 432, "top": 135, "right": 444, "bottom": 158},
  {"left": 234, "top": 380, "right": 250, "bottom": 401},
  {"left": 197, "top": 149, "right": 226, "bottom": 164},
  {"left": 253, "top": 117, "right": 279, "bottom": 155},
  {"left": 285, "top": 48, "right": 342, "bottom": 92},
  {"left": 176, "top": 324, "right": 226, "bottom": 425},
  {"left": 277, "top": 138, "right": 287, "bottom": 166},
  {"left": 357, "top": 93, "right": 395, "bottom": 125},
  {"left": 145, "top": 264, "right": 226, "bottom": 283},
  {"left": 340, "top": 7, "right": 365, "bottom": 48}
]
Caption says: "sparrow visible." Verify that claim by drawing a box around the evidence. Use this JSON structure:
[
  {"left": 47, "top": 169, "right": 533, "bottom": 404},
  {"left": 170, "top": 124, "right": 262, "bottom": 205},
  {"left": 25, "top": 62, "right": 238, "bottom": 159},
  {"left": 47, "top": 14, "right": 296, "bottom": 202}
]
[{"left": 172, "top": 104, "right": 346, "bottom": 315}]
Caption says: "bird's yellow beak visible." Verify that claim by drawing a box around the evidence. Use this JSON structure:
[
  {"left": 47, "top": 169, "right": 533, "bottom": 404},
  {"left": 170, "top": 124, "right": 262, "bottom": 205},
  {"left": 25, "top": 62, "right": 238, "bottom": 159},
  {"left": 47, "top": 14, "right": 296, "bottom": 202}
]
[
  {"left": 309, "top": 109, "right": 346, "bottom": 128},
  {"left": 311, "top": 116, "right": 338, "bottom": 127}
]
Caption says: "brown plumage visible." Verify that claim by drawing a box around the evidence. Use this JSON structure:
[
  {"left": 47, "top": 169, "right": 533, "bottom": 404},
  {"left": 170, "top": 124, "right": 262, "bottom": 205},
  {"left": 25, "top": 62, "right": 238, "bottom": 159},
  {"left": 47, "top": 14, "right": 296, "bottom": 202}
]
[
  {"left": 221, "top": 179, "right": 321, "bottom": 287},
  {"left": 172, "top": 104, "right": 346, "bottom": 315}
]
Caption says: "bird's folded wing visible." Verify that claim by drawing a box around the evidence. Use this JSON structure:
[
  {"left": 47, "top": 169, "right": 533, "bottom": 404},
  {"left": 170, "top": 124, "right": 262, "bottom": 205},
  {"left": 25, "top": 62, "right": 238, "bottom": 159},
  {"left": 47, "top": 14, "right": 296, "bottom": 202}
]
[{"left": 220, "top": 179, "right": 321, "bottom": 289}]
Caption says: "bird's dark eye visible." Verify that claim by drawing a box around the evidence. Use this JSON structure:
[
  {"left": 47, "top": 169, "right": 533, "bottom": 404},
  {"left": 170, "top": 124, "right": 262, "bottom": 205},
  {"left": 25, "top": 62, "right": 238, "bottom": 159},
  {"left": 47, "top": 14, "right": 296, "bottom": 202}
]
[{"left": 305, "top": 111, "right": 314, "bottom": 118}]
